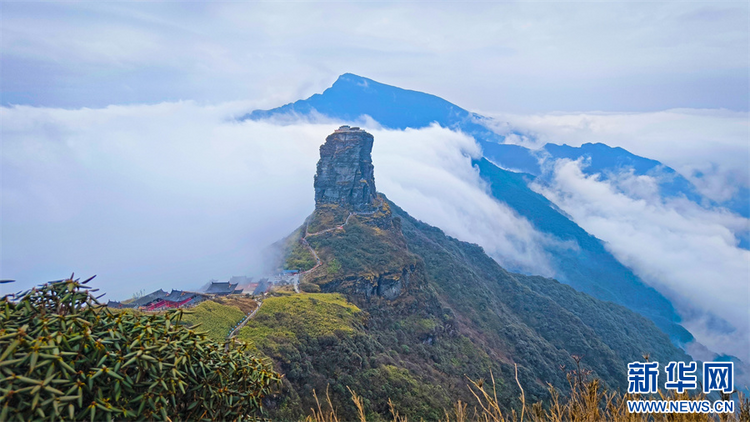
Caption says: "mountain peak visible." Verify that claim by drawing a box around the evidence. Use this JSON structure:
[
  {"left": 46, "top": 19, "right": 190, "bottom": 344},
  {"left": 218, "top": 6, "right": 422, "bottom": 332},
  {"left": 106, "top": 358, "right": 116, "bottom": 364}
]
[
  {"left": 333, "top": 73, "right": 371, "bottom": 86},
  {"left": 314, "top": 126, "right": 378, "bottom": 213},
  {"left": 243, "top": 74, "right": 503, "bottom": 142}
]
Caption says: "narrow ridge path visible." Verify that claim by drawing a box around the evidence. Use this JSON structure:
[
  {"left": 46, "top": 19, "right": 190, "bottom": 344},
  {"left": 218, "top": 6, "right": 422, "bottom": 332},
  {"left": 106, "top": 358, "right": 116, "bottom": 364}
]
[
  {"left": 227, "top": 300, "right": 262, "bottom": 341},
  {"left": 300, "top": 197, "right": 385, "bottom": 277}
]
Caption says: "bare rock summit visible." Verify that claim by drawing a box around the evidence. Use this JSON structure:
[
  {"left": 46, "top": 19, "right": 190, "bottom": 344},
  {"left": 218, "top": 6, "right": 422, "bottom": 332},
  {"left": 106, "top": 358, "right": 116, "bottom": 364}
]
[{"left": 313, "top": 126, "right": 378, "bottom": 213}]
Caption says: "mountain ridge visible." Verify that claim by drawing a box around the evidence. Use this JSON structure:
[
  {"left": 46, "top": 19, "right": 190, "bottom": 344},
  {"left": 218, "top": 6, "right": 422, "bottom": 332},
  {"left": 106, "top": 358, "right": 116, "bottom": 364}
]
[
  {"left": 252, "top": 126, "right": 693, "bottom": 420},
  {"left": 473, "top": 157, "right": 692, "bottom": 344},
  {"left": 245, "top": 73, "right": 747, "bottom": 218},
  {"left": 245, "top": 73, "right": 700, "bottom": 347},
  {"left": 243, "top": 73, "right": 505, "bottom": 143}
]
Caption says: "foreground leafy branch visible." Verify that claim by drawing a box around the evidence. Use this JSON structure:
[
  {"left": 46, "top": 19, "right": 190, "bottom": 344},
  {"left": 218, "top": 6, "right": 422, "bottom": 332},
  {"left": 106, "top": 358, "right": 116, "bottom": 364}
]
[{"left": 0, "top": 275, "right": 280, "bottom": 421}]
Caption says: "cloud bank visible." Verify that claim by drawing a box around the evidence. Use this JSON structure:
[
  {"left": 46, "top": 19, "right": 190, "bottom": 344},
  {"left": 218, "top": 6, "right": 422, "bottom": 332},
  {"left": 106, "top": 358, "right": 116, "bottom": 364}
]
[
  {"left": 482, "top": 108, "right": 749, "bottom": 360},
  {"left": 1, "top": 102, "right": 322, "bottom": 299},
  {"left": 489, "top": 109, "right": 750, "bottom": 201},
  {"left": 372, "top": 126, "right": 556, "bottom": 276},
  {"left": 1, "top": 103, "right": 552, "bottom": 300},
  {"left": 3, "top": 101, "right": 746, "bottom": 360},
  {"left": 532, "top": 159, "right": 750, "bottom": 360}
]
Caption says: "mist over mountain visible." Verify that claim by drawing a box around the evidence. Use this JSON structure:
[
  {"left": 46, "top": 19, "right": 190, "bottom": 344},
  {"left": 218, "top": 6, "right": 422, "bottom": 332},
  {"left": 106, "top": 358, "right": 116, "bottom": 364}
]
[
  {"left": 472, "top": 158, "right": 691, "bottom": 344},
  {"left": 0, "top": 106, "right": 549, "bottom": 306},
  {"left": 245, "top": 73, "right": 749, "bottom": 361},
  {"left": 2, "top": 2, "right": 748, "bottom": 418},
  {"left": 483, "top": 141, "right": 750, "bottom": 221},
  {"left": 245, "top": 73, "right": 748, "bottom": 218},
  {"left": 256, "top": 126, "right": 691, "bottom": 420},
  {"left": 4, "top": 72, "right": 744, "bottom": 360}
]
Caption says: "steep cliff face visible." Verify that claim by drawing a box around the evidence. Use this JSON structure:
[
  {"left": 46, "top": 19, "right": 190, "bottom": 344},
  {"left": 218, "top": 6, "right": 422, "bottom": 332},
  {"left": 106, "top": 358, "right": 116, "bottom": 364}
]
[
  {"left": 314, "top": 125, "right": 378, "bottom": 213},
  {"left": 249, "top": 75, "right": 706, "bottom": 351},
  {"left": 270, "top": 127, "right": 691, "bottom": 421},
  {"left": 301, "top": 126, "right": 415, "bottom": 301}
]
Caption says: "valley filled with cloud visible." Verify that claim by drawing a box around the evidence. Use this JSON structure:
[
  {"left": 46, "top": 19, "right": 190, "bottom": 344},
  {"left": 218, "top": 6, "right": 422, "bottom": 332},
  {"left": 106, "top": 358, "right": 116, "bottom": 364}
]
[{"left": 3, "top": 101, "right": 747, "bottom": 360}]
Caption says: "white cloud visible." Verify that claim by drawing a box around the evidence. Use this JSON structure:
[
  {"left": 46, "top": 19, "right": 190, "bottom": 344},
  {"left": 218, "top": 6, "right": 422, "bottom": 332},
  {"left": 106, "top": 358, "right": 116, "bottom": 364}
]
[
  {"left": 1, "top": 104, "right": 555, "bottom": 300},
  {"left": 372, "top": 125, "right": 557, "bottom": 276},
  {"left": 3, "top": 99, "right": 747, "bottom": 362},
  {"left": 488, "top": 109, "right": 750, "bottom": 201},
  {"left": 532, "top": 158, "right": 750, "bottom": 360},
  {"left": 1, "top": 102, "right": 323, "bottom": 299}
]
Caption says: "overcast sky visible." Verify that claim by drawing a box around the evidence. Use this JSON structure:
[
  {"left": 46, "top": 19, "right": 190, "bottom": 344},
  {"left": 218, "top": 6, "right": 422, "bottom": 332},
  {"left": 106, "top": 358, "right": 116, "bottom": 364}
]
[{"left": 1, "top": 1, "right": 748, "bottom": 113}]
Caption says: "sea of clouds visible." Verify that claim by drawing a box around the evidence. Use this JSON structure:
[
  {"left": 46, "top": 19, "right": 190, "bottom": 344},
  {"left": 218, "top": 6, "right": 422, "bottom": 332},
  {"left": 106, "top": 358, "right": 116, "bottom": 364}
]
[
  {"left": 1, "top": 102, "right": 747, "bottom": 361},
  {"left": 485, "top": 109, "right": 750, "bottom": 360},
  {"left": 489, "top": 109, "right": 750, "bottom": 203},
  {"left": 532, "top": 159, "right": 749, "bottom": 360},
  {"left": 0, "top": 102, "right": 554, "bottom": 301}
]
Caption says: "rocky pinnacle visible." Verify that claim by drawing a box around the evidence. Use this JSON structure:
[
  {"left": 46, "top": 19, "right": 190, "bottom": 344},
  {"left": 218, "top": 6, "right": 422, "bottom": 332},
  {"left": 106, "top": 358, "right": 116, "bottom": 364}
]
[{"left": 314, "top": 126, "right": 378, "bottom": 212}]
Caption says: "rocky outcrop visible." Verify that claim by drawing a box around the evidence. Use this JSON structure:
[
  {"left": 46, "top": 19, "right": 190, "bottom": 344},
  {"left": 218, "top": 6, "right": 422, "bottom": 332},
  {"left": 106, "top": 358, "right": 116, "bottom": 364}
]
[
  {"left": 318, "top": 264, "right": 416, "bottom": 302},
  {"left": 314, "top": 126, "right": 378, "bottom": 213},
  {"left": 300, "top": 126, "right": 417, "bottom": 302}
]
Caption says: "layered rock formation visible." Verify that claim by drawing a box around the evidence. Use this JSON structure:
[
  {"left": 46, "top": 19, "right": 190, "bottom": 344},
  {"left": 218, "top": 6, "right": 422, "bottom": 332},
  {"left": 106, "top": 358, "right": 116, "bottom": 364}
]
[
  {"left": 301, "top": 126, "right": 412, "bottom": 301},
  {"left": 314, "top": 125, "right": 378, "bottom": 213}
]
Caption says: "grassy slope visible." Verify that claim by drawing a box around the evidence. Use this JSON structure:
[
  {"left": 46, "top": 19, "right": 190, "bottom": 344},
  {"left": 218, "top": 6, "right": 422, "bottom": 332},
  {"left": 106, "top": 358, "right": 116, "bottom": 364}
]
[
  {"left": 238, "top": 293, "right": 363, "bottom": 349},
  {"left": 239, "top": 290, "right": 454, "bottom": 421},
  {"left": 283, "top": 226, "right": 317, "bottom": 272},
  {"left": 187, "top": 198, "right": 691, "bottom": 421},
  {"left": 306, "top": 214, "right": 416, "bottom": 286},
  {"left": 392, "top": 199, "right": 690, "bottom": 385},
  {"left": 181, "top": 300, "right": 247, "bottom": 342},
  {"left": 254, "top": 200, "right": 688, "bottom": 420}
]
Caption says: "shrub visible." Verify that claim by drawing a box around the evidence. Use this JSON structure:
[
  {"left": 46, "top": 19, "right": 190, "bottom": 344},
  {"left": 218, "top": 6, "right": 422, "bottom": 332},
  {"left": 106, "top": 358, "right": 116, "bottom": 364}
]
[
  {"left": 300, "top": 282, "right": 322, "bottom": 293},
  {"left": 0, "top": 276, "right": 280, "bottom": 421},
  {"left": 285, "top": 241, "right": 317, "bottom": 272},
  {"left": 326, "top": 258, "right": 342, "bottom": 275}
]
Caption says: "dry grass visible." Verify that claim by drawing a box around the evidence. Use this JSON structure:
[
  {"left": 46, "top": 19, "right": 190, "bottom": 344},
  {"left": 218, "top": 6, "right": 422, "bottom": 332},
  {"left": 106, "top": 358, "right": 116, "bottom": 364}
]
[
  {"left": 305, "top": 386, "right": 340, "bottom": 422},
  {"left": 304, "top": 359, "right": 750, "bottom": 422}
]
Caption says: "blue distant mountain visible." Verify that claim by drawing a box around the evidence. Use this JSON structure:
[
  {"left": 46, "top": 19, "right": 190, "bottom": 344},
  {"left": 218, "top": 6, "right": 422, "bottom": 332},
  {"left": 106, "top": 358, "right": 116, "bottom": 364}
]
[
  {"left": 242, "top": 73, "right": 744, "bottom": 345},
  {"left": 243, "top": 73, "right": 506, "bottom": 143},
  {"left": 482, "top": 142, "right": 750, "bottom": 220},
  {"left": 473, "top": 158, "right": 693, "bottom": 343},
  {"left": 245, "top": 74, "right": 748, "bottom": 219}
]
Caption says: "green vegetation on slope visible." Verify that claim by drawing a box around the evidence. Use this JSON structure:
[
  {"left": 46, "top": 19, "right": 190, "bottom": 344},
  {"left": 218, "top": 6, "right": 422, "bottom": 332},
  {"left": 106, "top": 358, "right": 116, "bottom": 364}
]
[
  {"left": 517, "top": 273, "right": 683, "bottom": 367},
  {"left": 391, "top": 198, "right": 691, "bottom": 393},
  {"left": 181, "top": 299, "right": 246, "bottom": 341},
  {"left": 306, "top": 212, "right": 417, "bottom": 286},
  {"left": 236, "top": 291, "right": 454, "bottom": 421},
  {"left": 307, "top": 203, "right": 349, "bottom": 233},
  {"left": 474, "top": 158, "right": 692, "bottom": 344},
  {"left": 261, "top": 196, "right": 694, "bottom": 421},
  {"left": 280, "top": 226, "right": 317, "bottom": 272},
  {"left": 285, "top": 239, "right": 317, "bottom": 272},
  {"left": 238, "top": 293, "right": 363, "bottom": 349}
]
